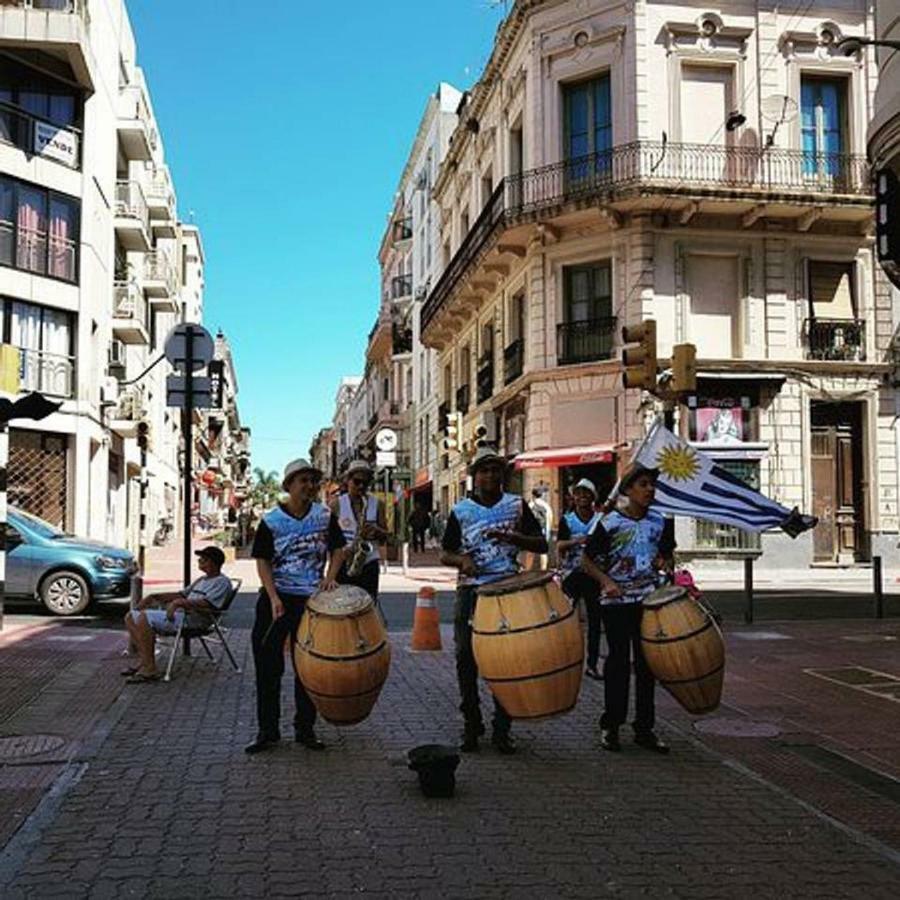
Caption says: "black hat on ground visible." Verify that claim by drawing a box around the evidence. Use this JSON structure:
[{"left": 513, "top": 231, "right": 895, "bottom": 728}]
[
  {"left": 195, "top": 546, "right": 226, "bottom": 567},
  {"left": 407, "top": 744, "right": 460, "bottom": 798}
]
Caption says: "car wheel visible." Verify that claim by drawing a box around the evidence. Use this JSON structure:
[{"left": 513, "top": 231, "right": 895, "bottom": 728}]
[{"left": 41, "top": 571, "right": 91, "bottom": 616}]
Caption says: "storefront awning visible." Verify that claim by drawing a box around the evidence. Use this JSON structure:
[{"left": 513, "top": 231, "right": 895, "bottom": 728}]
[{"left": 513, "top": 444, "right": 616, "bottom": 470}]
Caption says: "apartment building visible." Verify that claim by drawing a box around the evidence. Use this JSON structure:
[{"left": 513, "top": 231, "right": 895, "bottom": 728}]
[
  {"left": 420, "top": 0, "right": 895, "bottom": 569},
  {"left": 0, "top": 1, "right": 234, "bottom": 555}
]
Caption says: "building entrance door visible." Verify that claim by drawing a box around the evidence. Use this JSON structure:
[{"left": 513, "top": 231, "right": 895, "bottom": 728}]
[{"left": 810, "top": 401, "right": 865, "bottom": 563}]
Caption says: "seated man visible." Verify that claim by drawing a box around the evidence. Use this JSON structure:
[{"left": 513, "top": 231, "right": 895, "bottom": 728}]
[{"left": 123, "top": 546, "right": 232, "bottom": 683}]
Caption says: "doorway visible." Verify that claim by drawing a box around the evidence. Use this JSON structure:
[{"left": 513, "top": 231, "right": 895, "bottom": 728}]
[{"left": 810, "top": 401, "right": 865, "bottom": 564}]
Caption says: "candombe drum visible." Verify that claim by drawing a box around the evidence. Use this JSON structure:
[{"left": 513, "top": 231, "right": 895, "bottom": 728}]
[
  {"left": 294, "top": 586, "right": 391, "bottom": 725},
  {"left": 640, "top": 585, "right": 725, "bottom": 714},
  {"left": 472, "top": 572, "right": 583, "bottom": 719}
]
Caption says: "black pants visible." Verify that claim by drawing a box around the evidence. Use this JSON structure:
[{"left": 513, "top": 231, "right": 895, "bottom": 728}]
[
  {"left": 251, "top": 591, "right": 316, "bottom": 737},
  {"left": 411, "top": 528, "right": 427, "bottom": 552},
  {"left": 454, "top": 586, "right": 511, "bottom": 736},
  {"left": 599, "top": 602, "right": 655, "bottom": 734},
  {"left": 562, "top": 571, "right": 603, "bottom": 670},
  {"left": 338, "top": 559, "right": 380, "bottom": 602}
]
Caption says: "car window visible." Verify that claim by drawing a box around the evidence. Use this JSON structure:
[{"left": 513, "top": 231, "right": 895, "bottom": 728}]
[
  {"left": 11, "top": 509, "right": 63, "bottom": 539},
  {"left": 4, "top": 523, "right": 24, "bottom": 545}
]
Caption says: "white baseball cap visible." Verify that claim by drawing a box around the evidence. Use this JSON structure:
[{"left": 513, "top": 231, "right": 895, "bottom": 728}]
[
  {"left": 571, "top": 478, "right": 598, "bottom": 498},
  {"left": 282, "top": 458, "right": 322, "bottom": 490}
]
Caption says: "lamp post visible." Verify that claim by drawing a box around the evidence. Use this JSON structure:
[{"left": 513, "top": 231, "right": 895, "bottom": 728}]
[{"left": 836, "top": 36, "right": 900, "bottom": 55}]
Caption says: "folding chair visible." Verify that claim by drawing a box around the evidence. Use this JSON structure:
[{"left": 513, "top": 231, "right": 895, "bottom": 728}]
[{"left": 163, "top": 578, "right": 243, "bottom": 682}]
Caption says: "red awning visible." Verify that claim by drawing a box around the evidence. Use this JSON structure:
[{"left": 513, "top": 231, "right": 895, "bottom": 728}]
[{"left": 513, "top": 444, "right": 616, "bottom": 470}]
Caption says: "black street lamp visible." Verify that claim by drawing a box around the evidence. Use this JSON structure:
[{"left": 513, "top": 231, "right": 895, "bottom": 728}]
[{"left": 836, "top": 36, "right": 900, "bottom": 56}]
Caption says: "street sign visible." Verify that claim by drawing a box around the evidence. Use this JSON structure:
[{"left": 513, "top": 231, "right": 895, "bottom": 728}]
[
  {"left": 166, "top": 374, "right": 212, "bottom": 409},
  {"left": 376, "top": 450, "right": 397, "bottom": 468},
  {"left": 164, "top": 324, "right": 214, "bottom": 372},
  {"left": 376, "top": 428, "right": 398, "bottom": 451}
]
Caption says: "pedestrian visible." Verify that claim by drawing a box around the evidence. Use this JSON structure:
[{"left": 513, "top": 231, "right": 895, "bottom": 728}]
[
  {"left": 440, "top": 445, "right": 548, "bottom": 755},
  {"left": 409, "top": 501, "right": 430, "bottom": 553},
  {"left": 557, "top": 478, "right": 604, "bottom": 680},
  {"left": 581, "top": 464, "right": 674, "bottom": 754},
  {"left": 529, "top": 487, "right": 553, "bottom": 568},
  {"left": 246, "top": 458, "right": 346, "bottom": 755},
  {"left": 332, "top": 459, "right": 389, "bottom": 604}
]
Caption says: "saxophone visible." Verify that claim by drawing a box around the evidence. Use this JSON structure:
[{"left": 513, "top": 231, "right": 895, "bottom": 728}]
[{"left": 347, "top": 534, "right": 373, "bottom": 578}]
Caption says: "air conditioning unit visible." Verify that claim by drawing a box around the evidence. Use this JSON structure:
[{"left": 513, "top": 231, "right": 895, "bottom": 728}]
[{"left": 108, "top": 339, "right": 126, "bottom": 375}]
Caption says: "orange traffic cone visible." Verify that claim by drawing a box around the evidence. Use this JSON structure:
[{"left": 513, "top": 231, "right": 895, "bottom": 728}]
[{"left": 410, "top": 586, "right": 442, "bottom": 651}]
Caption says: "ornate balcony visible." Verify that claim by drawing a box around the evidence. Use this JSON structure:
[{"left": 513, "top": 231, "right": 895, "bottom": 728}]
[
  {"left": 557, "top": 317, "right": 616, "bottom": 366},
  {"left": 422, "top": 142, "right": 872, "bottom": 336},
  {"left": 803, "top": 318, "right": 866, "bottom": 362}
]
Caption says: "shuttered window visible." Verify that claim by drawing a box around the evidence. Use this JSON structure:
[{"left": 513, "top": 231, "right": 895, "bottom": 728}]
[{"left": 809, "top": 261, "right": 855, "bottom": 320}]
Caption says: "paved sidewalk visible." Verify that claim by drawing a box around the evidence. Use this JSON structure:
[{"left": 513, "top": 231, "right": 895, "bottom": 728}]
[{"left": 1, "top": 615, "right": 898, "bottom": 898}]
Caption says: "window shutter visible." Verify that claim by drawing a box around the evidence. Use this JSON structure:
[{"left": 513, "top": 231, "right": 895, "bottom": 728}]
[{"left": 809, "top": 262, "right": 854, "bottom": 320}]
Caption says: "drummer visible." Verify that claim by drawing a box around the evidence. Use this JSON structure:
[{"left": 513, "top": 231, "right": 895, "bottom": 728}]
[
  {"left": 581, "top": 464, "right": 674, "bottom": 754},
  {"left": 440, "top": 445, "right": 548, "bottom": 754},
  {"left": 246, "top": 458, "right": 347, "bottom": 755},
  {"left": 557, "top": 478, "right": 603, "bottom": 680}
]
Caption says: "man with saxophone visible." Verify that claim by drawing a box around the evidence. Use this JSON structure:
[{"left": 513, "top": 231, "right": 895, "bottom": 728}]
[{"left": 332, "top": 459, "right": 389, "bottom": 604}]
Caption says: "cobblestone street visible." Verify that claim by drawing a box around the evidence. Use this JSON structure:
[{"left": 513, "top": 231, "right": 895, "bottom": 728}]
[{"left": 1, "top": 598, "right": 898, "bottom": 898}]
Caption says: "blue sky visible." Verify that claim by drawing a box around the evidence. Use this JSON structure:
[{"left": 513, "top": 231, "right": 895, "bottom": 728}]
[{"left": 129, "top": 0, "right": 507, "bottom": 474}]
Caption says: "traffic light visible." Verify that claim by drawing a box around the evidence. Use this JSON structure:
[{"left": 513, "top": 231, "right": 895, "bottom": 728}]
[
  {"left": 442, "top": 411, "right": 463, "bottom": 452},
  {"left": 671, "top": 343, "right": 697, "bottom": 394},
  {"left": 621, "top": 319, "right": 658, "bottom": 391},
  {"left": 876, "top": 168, "right": 900, "bottom": 289},
  {"left": 136, "top": 420, "right": 150, "bottom": 452}
]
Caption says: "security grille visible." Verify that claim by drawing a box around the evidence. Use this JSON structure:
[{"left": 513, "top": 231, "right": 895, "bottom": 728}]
[
  {"left": 694, "top": 459, "right": 761, "bottom": 552},
  {"left": 9, "top": 431, "right": 68, "bottom": 528}
]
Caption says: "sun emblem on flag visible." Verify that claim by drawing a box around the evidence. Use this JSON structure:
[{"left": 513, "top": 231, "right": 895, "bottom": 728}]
[{"left": 656, "top": 444, "right": 700, "bottom": 482}]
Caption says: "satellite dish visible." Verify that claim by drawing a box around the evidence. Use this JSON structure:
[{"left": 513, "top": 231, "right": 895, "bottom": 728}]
[{"left": 760, "top": 94, "right": 799, "bottom": 148}]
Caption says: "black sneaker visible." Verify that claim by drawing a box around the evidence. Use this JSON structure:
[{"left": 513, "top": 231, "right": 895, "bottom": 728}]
[
  {"left": 491, "top": 732, "right": 517, "bottom": 755},
  {"left": 245, "top": 734, "right": 280, "bottom": 755},
  {"left": 295, "top": 729, "right": 326, "bottom": 751},
  {"left": 600, "top": 728, "right": 621, "bottom": 752},
  {"left": 634, "top": 731, "right": 670, "bottom": 754}
]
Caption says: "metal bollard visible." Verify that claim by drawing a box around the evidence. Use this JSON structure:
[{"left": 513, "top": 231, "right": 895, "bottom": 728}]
[
  {"left": 743, "top": 556, "right": 754, "bottom": 625},
  {"left": 873, "top": 555, "right": 884, "bottom": 620}
]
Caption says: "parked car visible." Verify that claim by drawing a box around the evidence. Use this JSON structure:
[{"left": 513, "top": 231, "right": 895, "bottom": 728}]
[{"left": 4, "top": 507, "right": 138, "bottom": 616}]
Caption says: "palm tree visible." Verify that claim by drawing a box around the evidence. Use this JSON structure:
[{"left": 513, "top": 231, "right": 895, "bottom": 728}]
[{"left": 250, "top": 467, "right": 281, "bottom": 511}]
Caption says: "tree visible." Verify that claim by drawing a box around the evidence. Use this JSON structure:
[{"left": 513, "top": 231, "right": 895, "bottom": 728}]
[{"left": 249, "top": 467, "right": 281, "bottom": 511}]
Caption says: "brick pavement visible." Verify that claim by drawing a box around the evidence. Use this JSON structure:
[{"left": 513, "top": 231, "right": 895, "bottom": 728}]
[{"left": 1, "top": 615, "right": 899, "bottom": 899}]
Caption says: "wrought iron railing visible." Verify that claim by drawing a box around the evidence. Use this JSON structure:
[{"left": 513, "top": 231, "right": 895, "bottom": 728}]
[
  {"left": 0, "top": 101, "right": 81, "bottom": 169},
  {"left": 504, "top": 339, "right": 524, "bottom": 384},
  {"left": 456, "top": 383, "right": 470, "bottom": 415},
  {"left": 803, "top": 318, "right": 866, "bottom": 362},
  {"left": 422, "top": 142, "right": 871, "bottom": 329},
  {"left": 391, "top": 274, "right": 413, "bottom": 300},
  {"left": 17, "top": 347, "right": 74, "bottom": 398},
  {"left": 557, "top": 317, "right": 616, "bottom": 366},
  {"left": 115, "top": 181, "right": 150, "bottom": 233},
  {"left": 477, "top": 354, "right": 494, "bottom": 404}
]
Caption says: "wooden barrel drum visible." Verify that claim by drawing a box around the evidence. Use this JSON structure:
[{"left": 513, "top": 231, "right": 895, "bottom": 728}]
[
  {"left": 294, "top": 586, "right": 391, "bottom": 725},
  {"left": 472, "top": 572, "right": 583, "bottom": 719},
  {"left": 640, "top": 585, "right": 724, "bottom": 714}
]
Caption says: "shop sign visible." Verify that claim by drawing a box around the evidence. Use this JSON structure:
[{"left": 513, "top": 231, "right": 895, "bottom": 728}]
[{"left": 34, "top": 121, "right": 78, "bottom": 167}]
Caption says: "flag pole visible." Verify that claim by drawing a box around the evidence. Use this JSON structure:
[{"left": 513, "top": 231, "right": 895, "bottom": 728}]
[{"left": 603, "top": 412, "right": 665, "bottom": 510}]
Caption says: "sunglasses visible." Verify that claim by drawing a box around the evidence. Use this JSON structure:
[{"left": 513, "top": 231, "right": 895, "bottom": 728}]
[{"left": 350, "top": 477, "right": 369, "bottom": 486}]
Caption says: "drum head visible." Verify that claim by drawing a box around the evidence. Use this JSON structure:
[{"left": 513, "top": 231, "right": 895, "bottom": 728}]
[
  {"left": 477, "top": 571, "right": 555, "bottom": 597},
  {"left": 643, "top": 585, "right": 688, "bottom": 609},
  {"left": 308, "top": 585, "right": 373, "bottom": 616}
]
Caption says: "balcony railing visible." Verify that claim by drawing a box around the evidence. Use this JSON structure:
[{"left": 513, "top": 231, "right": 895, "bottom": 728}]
[
  {"left": 803, "top": 318, "right": 866, "bottom": 362},
  {"left": 392, "top": 217, "right": 413, "bottom": 243},
  {"left": 16, "top": 347, "right": 74, "bottom": 398},
  {"left": 422, "top": 142, "right": 871, "bottom": 330},
  {"left": 504, "top": 339, "right": 524, "bottom": 384},
  {"left": 557, "top": 317, "right": 616, "bottom": 366},
  {"left": 118, "top": 83, "right": 158, "bottom": 150},
  {"left": 115, "top": 180, "right": 150, "bottom": 232},
  {"left": 113, "top": 280, "right": 148, "bottom": 326},
  {"left": 477, "top": 354, "right": 494, "bottom": 404},
  {"left": 146, "top": 172, "right": 175, "bottom": 216},
  {"left": 456, "top": 383, "right": 470, "bottom": 415},
  {"left": 144, "top": 249, "right": 177, "bottom": 293},
  {"left": 0, "top": 101, "right": 81, "bottom": 169},
  {"left": 0, "top": 1, "right": 86, "bottom": 12},
  {"left": 391, "top": 274, "right": 413, "bottom": 300}
]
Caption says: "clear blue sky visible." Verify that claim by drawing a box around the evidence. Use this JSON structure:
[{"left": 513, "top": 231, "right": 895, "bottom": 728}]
[{"left": 129, "top": 0, "right": 507, "bottom": 474}]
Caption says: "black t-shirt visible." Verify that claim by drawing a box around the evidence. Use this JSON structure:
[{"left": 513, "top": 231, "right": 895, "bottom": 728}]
[
  {"left": 441, "top": 494, "right": 544, "bottom": 553},
  {"left": 251, "top": 505, "right": 346, "bottom": 561}
]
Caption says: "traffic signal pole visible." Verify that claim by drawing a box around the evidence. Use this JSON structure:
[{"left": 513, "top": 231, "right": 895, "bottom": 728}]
[{"left": 183, "top": 325, "right": 194, "bottom": 590}]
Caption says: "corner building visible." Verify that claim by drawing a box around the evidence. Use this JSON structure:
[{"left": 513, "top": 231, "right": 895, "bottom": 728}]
[{"left": 421, "top": 0, "right": 897, "bottom": 569}]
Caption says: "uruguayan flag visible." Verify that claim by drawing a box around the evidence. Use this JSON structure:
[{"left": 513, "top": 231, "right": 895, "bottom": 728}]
[{"left": 635, "top": 424, "right": 817, "bottom": 537}]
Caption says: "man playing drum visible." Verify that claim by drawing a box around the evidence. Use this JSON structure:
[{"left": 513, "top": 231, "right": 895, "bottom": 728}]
[
  {"left": 557, "top": 478, "right": 604, "bottom": 680},
  {"left": 246, "top": 458, "right": 347, "bottom": 755},
  {"left": 440, "top": 445, "right": 548, "bottom": 754},
  {"left": 581, "top": 464, "right": 674, "bottom": 754}
]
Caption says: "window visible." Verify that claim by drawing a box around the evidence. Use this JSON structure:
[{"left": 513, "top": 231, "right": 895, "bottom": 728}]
[
  {"left": 801, "top": 77, "right": 847, "bottom": 176},
  {"left": 0, "top": 176, "right": 79, "bottom": 282},
  {"left": 694, "top": 460, "right": 761, "bottom": 552},
  {"left": 1, "top": 298, "right": 74, "bottom": 397},
  {"left": 563, "top": 74, "right": 612, "bottom": 164},
  {"left": 808, "top": 261, "right": 855, "bottom": 320},
  {"left": 564, "top": 262, "right": 611, "bottom": 323}
]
